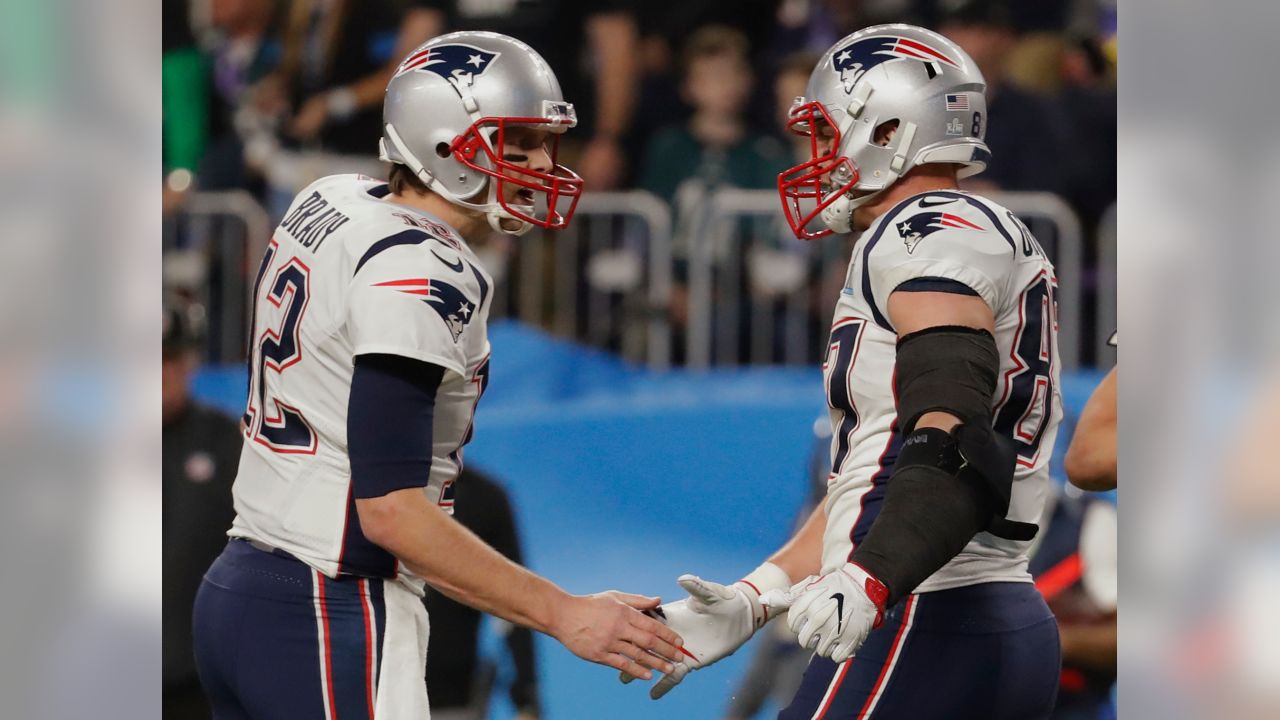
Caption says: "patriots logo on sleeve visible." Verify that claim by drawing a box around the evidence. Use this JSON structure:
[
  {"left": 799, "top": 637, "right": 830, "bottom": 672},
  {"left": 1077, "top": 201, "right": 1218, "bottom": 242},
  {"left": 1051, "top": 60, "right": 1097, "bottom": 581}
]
[
  {"left": 831, "top": 35, "right": 959, "bottom": 92},
  {"left": 895, "top": 212, "right": 984, "bottom": 254},
  {"left": 373, "top": 278, "right": 477, "bottom": 343},
  {"left": 394, "top": 44, "right": 499, "bottom": 97}
]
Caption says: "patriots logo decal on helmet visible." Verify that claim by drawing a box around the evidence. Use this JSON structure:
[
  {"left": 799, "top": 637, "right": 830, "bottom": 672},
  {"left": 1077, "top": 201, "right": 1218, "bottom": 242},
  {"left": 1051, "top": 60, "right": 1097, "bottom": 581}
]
[
  {"left": 395, "top": 44, "right": 500, "bottom": 98},
  {"left": 831, "top": 36, "right": 959, "bottom": 93},
  {"left": 373, "top": 277, "right": 477, "bottom": 342},
  {"left": 895, "top": 211, "right": 983, "bottom": 253}
]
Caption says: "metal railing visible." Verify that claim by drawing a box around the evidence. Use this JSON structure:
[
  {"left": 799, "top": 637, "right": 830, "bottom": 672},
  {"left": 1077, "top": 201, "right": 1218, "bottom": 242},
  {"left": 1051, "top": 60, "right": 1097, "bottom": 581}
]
[
  {"left": 686, "top": 188, "right": 841, "bottom": 368},
  {"left": 686, "top": 189, "right": 1089, "bottom": 370},
  {"left": 165, "top": 187, "right": 1095, "bottom": 371},
  {"left": 164, "top": 190, "right": 272, "bottom": 362},
  {"left": 489, "top": 191, "right": 674, "bottom": 369}
]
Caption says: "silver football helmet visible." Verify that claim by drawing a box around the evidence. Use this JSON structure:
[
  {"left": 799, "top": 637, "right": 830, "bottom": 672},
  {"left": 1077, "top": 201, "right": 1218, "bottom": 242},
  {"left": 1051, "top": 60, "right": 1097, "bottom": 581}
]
[
  {"left": 379, "top": 31, "right": 583, "bottom": 236},
  {"left": 778, "top": 24, "right": 990, "bottom": 238}
]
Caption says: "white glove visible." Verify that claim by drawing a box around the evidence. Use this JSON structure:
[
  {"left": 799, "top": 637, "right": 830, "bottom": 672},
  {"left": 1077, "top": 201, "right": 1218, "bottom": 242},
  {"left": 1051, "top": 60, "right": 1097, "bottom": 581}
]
[
  {"left": 760, "top": 562, "right": 889, "bottom": 664},
  {"left": 620, "top": 564, "right": 789, "bottom": 699}
]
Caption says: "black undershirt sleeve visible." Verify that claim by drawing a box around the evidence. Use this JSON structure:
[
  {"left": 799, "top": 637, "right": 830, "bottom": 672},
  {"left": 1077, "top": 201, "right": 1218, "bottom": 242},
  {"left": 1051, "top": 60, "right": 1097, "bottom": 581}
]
[{"left": 348, "top": 353, "right": 445, "bottom": 499}]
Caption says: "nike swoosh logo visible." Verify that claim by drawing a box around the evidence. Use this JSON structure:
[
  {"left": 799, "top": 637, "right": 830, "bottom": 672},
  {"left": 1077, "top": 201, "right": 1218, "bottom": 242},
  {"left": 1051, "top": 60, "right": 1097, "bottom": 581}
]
[
  {"left": 431, "top": 249, "right": 465, "bottom": 273},
  {"left": 831, "top": 592, "right": 845, "bottom": 633},
  {"left": 918, "top": 197, "right": 954, "bottom": 208}
]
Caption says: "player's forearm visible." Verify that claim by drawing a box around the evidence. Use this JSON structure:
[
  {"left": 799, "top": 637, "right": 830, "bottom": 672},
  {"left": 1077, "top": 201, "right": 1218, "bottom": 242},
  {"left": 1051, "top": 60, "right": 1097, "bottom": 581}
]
[
  {"left": 357, "top": 490, "right": 567, "bottom": 635},
  {"left": 1064, "top": 422, "right": 1117, "bottom": 491},
  {"left": 1065, "top": 367, "right": 1117, "bottom": 491},
  {"left": 348, "top": 9, "right": 444, "bottom": 108},
  {"left": 767, "top": 503, "right": 827, "bottom": 582},
  {"left": 586, "top": 13, "right": 638, "bottom": 138},
  {"left": 1064, "top": 441, "right": 1117, "bottom": 491},
  {"left": 329, "top": 10, "right": 444, "bottom": 113}
]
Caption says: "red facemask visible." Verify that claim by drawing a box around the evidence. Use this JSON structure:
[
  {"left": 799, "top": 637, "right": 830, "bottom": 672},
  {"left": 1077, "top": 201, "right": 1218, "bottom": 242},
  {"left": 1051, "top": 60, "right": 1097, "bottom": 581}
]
[
  {"left": 776, "top": 101, "right": 860, "bottom": 240},
  {"left": 451, "top": 116, "right": 584, "bottom": 230}
]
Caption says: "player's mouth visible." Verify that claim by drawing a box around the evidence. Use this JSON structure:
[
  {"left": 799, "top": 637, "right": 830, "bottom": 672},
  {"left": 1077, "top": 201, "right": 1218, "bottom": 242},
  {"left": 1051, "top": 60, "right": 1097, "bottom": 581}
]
[{"left": 513, "top": 187, "right": 536, "bottom": 207}]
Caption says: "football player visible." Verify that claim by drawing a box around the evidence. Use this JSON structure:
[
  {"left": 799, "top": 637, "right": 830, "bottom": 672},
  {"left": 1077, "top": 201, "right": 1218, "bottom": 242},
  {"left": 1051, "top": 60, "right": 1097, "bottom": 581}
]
[
  {"left": 192, "top": 32, "right": 682, "bottom": 720},
  {"left": 627, "top": 25, "right": 1063, "bottom": 718}
]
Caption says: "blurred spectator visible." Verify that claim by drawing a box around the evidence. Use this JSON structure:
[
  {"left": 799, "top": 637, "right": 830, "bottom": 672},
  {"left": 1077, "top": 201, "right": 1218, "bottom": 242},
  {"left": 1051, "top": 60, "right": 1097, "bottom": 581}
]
[
  {"left": 938, "top": 0, "right": 1070, "bottom": 195},
  {"left": 772, "top": 0, "right": 918, "bottom": 60},
  {"left": 243, "top": 0, "right": 443, "bottom": 214},
  {"left": 162, "top": 295, "right": 242, "bottom": 719},
  {"left": 162, "top": 0, "right": 209, "bottom": 214},
  {"left": 638, "top": 26, "right": 788, "bottom": 205},
  {"left": 637, "top": 26, "right": 788, "bottom": 360},
  {"left": 257, "top": 0, "right": 439, "bottom": 152},
  {"left": 772, "top": 51, "right": 820, "bottom": 164},
  {"left": 1031, "top": 484, "right": 1118, "bottom": 720},
  {"left": 629, "top": 0, "right": 783, "bottom": 147},
  {"left": 915, "top": 0, "right": 1103, "bottom": 35},
  {"left": 1057, "top": 31, "right": 1117, "bottom": 232},
  {"left": 196, "top": 0, "right": 283, "bottom": 192},
  {"left": 429, "top": 0, "right": 639, "bottom": 189},
  {"left": 425, "top": 467, "right": 542, "bottom": 720}
]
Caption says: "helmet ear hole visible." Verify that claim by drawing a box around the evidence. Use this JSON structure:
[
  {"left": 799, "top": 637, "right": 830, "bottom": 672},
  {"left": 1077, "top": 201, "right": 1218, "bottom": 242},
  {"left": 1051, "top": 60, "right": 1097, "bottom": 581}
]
[
  {"left": 874, "top": 119, "right": 900, "bottom": 147},
  {"left": 435, "top": 142, "right": 452, "bottom": 159}
]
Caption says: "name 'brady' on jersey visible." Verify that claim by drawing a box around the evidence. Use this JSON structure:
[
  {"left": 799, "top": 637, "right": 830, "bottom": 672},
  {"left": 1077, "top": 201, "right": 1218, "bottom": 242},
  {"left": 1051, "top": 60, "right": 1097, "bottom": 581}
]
[
  {"left": 229, "top": 174, "right": 494, "bottom": 591},
  {"left": 820, "top": 190, "right": 1063, "bottom": 593}
]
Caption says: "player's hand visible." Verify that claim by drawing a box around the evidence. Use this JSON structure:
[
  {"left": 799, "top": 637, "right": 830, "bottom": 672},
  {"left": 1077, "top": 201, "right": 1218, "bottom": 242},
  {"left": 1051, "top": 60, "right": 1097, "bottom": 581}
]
[
  {"left": 289, "top": 95, "right": 330, "bottom": 140},
  {"left": 760, "top": 563, "right": 888, "bottom": 663},
  {"left": 577, "top": 136, "right": 626, "bottom": 190},
  {"left": 549, "top": 591, "right": 685, "bottom": 681},
  {"left": 619, "top": 574, "right": 768, "bottom": 699}
]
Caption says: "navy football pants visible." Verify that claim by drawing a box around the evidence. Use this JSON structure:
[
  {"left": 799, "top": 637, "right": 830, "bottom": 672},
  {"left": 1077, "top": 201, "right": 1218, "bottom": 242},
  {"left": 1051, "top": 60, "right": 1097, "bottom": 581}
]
[
  {"left": 779, "top": 582, "right": 1060, "bottom": 720},
  {"left": 193, "top": 540, "right": 430, "bottom": 720}
]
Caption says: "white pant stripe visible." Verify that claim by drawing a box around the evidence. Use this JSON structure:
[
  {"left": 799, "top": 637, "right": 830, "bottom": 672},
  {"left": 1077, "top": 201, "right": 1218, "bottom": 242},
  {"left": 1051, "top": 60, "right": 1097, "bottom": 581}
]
[
  {"left": 811, "top": 655, "right": 850, "bottom": 720},
  {"left": 312, "top": 570, "right": 335, "bottom": 720},
  {"left": 360, "top": 579, "right": 379, "bottom": 709},
  {"left": 859, "top": 595, "right": 919, "bottom": 718}
]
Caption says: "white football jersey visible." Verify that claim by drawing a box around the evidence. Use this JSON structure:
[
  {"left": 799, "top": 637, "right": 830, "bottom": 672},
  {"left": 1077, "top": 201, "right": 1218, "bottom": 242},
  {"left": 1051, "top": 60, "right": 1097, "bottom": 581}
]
[
  {"left": 228, "top": 174, "right": 493, "bottom": 589},
  {"left": 820, "top": 190, "right": 1063, "bottom": 593}
]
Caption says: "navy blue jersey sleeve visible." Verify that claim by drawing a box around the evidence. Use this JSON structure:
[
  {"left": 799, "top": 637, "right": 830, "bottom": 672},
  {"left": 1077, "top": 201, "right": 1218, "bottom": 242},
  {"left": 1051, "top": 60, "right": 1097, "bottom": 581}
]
[{"left": 348, "top": 353, "right": 445, "bottom": 499}]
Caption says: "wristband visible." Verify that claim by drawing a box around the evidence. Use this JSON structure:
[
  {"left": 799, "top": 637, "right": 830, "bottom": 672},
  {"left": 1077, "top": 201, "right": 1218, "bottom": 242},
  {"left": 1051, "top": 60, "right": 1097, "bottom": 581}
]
[{"left": 738, "top": 562, "right": 791, "bottom": 626}]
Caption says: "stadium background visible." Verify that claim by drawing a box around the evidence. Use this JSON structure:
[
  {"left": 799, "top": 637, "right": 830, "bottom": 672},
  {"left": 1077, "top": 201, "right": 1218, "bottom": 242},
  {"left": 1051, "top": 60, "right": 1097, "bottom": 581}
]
[{"left": 163, "top": 0, "right": 1117, "bottom": 718}]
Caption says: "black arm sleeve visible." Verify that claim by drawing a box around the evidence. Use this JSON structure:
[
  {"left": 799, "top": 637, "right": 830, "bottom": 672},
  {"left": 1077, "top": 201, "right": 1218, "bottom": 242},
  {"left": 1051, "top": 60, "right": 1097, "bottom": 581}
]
[
  {"left": 849, "top": 436, "right": 995, "bottom": 607},
  {"left": 348, "top": 353, "right": 445, "bottom": 499},
  {"left": 849, "top": 326, "right": 1012, "bottom": 607}
]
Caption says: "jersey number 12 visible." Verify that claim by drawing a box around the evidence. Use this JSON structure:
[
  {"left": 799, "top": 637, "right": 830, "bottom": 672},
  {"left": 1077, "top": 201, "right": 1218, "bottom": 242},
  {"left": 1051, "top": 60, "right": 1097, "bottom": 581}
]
[{"left": 242, "top": 239, "right": 318, "bottom": 454}]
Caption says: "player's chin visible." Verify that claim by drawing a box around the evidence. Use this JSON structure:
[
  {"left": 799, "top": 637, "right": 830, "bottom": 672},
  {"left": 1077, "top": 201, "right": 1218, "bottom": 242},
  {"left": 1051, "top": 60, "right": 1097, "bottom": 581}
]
[{"left": 497, "top": 208, "right": 537, "bottom": 233}]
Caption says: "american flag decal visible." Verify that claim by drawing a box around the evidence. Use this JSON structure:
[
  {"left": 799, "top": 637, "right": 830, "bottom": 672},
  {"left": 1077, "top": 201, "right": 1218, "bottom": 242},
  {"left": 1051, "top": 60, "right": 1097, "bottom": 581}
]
[{"left": 945, "top": 94, "right": 970, "bottom": 111}]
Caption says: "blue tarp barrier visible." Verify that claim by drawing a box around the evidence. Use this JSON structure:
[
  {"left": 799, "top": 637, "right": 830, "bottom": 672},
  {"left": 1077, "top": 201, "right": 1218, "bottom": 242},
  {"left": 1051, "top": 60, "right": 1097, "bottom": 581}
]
[{"left": 192, "top": 321, "right": 1108, "bottom": 719}]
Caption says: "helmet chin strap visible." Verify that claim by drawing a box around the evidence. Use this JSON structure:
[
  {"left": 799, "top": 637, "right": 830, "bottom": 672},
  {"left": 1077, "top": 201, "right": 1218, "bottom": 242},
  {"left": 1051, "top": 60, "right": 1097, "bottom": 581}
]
[
  {"left": 384, "top": 122, "right": 534, "bottom": 237},
  {"left": 820, "top": 186, "right": 887, "bottom": 233},
  {"left": 820, "top": 120, "right": 919, "bottom": 233}
]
